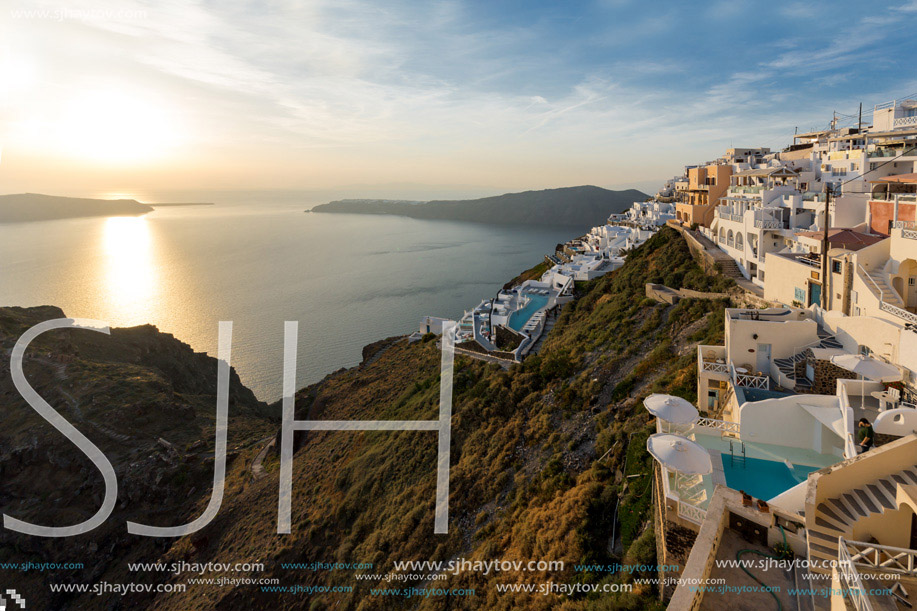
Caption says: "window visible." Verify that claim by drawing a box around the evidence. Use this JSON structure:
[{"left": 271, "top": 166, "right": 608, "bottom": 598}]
[
  {"left": 910, "top": 278, "right": 916, "bottom": 286},
  {"left": 859, "top": 345, "right": 872, "bottom": 357},
  {"left": 832, "top": 260, "right": 842, "bottom": 274},
  {"left": 794, "top": 287, "right": 805, "bottom": 302}
]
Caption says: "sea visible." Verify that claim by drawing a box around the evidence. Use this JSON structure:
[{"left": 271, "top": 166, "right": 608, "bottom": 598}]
[{"left": 0, "top": 199, "right": 581, "bottom": 402}]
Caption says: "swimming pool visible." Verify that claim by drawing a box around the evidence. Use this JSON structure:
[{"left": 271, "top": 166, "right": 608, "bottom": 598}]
[
  {"left": 508, "top": 293, "right": 549, "bottom": 331},
  {"left": 720, "top": 455, "right": 819, "bottom": 501}
]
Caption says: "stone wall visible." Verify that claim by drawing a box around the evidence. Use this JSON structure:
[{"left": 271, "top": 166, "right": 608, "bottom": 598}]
[{"left": 794, "top": 354, "right": 857, "bottom": 394}]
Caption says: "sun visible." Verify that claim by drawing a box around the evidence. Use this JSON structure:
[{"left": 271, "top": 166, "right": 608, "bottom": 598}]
[{"left": 59, "top": 90, "right": 179, "bottom": 164}]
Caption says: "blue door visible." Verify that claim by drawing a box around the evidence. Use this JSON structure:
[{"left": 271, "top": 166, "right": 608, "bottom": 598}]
[{"left": 809, "top": 282, "right": 822, "bottom": 307}]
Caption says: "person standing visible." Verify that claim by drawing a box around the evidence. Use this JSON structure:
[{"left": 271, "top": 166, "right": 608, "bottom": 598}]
[{"left": 857, "top": 418, "right": 875, "bottom": 453}]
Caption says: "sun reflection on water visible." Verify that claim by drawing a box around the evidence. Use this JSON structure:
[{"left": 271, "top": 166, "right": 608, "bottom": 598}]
[{"left": 102, "top": 216, "right": 157, "bottom": 323}]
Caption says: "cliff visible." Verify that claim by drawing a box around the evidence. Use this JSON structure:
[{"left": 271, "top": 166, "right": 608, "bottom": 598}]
[
  {"left": 0, "top": 193, "right": 153, "bottom": 223},
  {"left": 310, "top": 186, "right": 649, "bottom": 230},
  {"left": 0, "top": 228, "right": 734, "bottom": 609}
]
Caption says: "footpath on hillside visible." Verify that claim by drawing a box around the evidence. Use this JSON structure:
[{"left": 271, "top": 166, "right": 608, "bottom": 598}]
[{"left": 667, "top": 222, "right": 765, "bottom": 298}]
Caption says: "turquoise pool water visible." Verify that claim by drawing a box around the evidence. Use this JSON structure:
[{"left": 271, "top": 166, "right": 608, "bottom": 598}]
[
  {"left": 508, "top": 293, "right": 549, "bottom": 331},
  {"left": 720, "top": 455, "right": 819, "bottom": 501}
]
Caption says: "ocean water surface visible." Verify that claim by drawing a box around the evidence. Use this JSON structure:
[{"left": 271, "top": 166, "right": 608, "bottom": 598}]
[{"left": 0, "top": 201, "right": 579, "bottom": 401}]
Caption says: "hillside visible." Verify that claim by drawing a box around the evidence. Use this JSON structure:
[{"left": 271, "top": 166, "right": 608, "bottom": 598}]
[
  {"left": 0, "top": 193, "right": 153, "bottom": 223},
  {"left": 0, "top": 228, "right": 734, "bottom": 609},
  {"left": 309, "top": 186, "right": 648, "bottom": 230},
  {"left": 0, "top": 307, "right": 276, "bottom": 609}
]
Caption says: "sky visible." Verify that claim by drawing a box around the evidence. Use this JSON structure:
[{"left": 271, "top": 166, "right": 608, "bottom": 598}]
[{"left": 1, "top": 0, "right": 917, "bottom": 200}]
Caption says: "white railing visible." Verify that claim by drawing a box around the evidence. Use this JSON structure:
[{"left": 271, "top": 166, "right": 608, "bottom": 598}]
[
  {"left": 677, "top": 501, "right": 706, "bottom": 525},
  {"left": 702, "top": 361, "right": 729, "bottom": 374},
  {"left": 879, "top": 301, "right": 917, "bottom": 324},
  {"left": 730, "top": 362, "right": 769, "bottom": 389},
  {"left": 695, "top": 417, "right": 740, "bottom": 434},
  {"left": 902, "top": 228, "right": 917, "bottom": 241},
  {"left": 736, "top": 373, "right": 769, "bottom": 389},
  {"left": 838, "top": 538, "right": 875, "bottom": 611},
  {"left": 856, "top": 264, "right": 917, "bottom": 324},
  {"left": 893, "top": 115, "right": 917, "bottom": 128},
  {"left": 754, "top": 219, "right": 783, "bottom": 229},
  {"left": 892, "top": 220, "right": 916, "bottom": 229},
  {"left": 843, "top": 538, "right": 917, "bottom": 575}
]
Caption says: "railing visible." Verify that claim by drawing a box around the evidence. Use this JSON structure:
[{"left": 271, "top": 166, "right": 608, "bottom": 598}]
[
  {"left": 843, "top": 538, "right": 917, "bottom": 575},
  {"left": 802, "top": 193, "right": 827, "bottom": 203},
  {"left": 859, "top": 264, "right": 917, "bottom": 324},
  {"left": 869, "top": 193, "right": 917, "bottom": 202},
  {"left": 893, "top": 115, "right": 917, "bottom": 128},
  {"left": 736, "top": 373, "right": 769, "bottom": 389},
  {"left": 902, "top": 228, "right": 917, "bottom": 241},
  {"left": 701, "top": 361, "right": 729, "bottom": 374},
  {"left": 869, "top": 147, "right": 900, "bottom": 158},
  {"left": 677, "top": 501, "right": 706, "bottom": 525},
  {"left": 837, "top": 538, "right": 875, "bottom": 611},
  {"left": 892, "top": 220, "right": 916, "bottom": 229},
  {"left": 730, "top": 362, "right": 769, "bottom": 390},
  {"left": 754, "top": 219, "right": 783, "bottom": 229},
  {"left": 717, "top": 211, "right": 743, "bottom": 222},
  {"left": 879, "top": 301, "right": 917, "bottom": 324},
  {"left": 797, "top": 256, "right": 821, "bottom": 269},
  {"left": 730, "top": 185, "right": 764, "bottom": 194},
  {"left": 695, "top": 417, "right": 740, "bottom": 434}
]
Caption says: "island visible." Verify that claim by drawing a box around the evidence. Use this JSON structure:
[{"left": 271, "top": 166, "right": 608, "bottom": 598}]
[
  {"left": 309, "top": 185, "right": 649, "bottom": 229},
  {"left": 0, "top": 193, "right": 154, "bottom": 223}
]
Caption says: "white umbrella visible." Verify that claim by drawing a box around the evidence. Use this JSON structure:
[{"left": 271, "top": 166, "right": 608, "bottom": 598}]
[
  {"left": 646, "top": 434, "right": 713, "bottom": 475},
  {"left": 830, "top": 354, "right": 902, "bottom": 382},
  {"left": 830, "top": 354, "right": 902, "bottom": 409},
  {"left": 643, "top": 394, "right": 699, "bottom": 424}
]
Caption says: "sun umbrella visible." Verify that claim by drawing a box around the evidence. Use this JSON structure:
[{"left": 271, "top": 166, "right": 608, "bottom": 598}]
[
  {"left": 830, "top": 354, "right": 902, "bottom": 409},
  {"left": 830, "top": 354, "right": 901, "bottom": 382},
  {"left": 643, "top": 394, "right": 699, "bottom": 424},
  {"left": 646, "top": 434, "right": 713, "bottom": 475}
]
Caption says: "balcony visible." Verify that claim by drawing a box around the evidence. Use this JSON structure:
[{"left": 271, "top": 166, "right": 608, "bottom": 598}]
[
  {"left": 869, "top": 146, "right": 917, "bottom": 158},
  {"left": 730, "top": 185, "right": 764, "bottom": 194},
  {"left": 754, "top": 218, "right": 784, "bottom": 229},
  {"left": 731, "top": 363, "right": 770, "bottom": 390},
  {"left": 869, "top": 192, "right": 917, "bottom": 203},
  {"left": 716, "top": 211, "right": 743, "bottom": 222},
  {"left": 893, "top": 115, "right": 917, "bottom": 128},
  {"left": 796, "top": 255, "right": 821, "bottom": 269},
  {"left": 698, "top": 345, "right": 728, "bottom": 375}
]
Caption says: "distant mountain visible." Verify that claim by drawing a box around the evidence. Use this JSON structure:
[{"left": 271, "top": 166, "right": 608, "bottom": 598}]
[
  {"left": 310, "top": 186, "right": 649, "bottom": 229},
  {"left": 0, "top": 193, "right": 153, "bottom": 223}
]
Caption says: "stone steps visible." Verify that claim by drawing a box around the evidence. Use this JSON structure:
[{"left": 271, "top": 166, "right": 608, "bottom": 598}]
[{"left": 807, "top": 468, "right": 917, "bottom": 574}]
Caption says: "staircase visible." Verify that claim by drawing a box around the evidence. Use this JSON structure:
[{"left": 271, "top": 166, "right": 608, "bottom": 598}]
[
  {"left": 774, "top": 327, "right": 844, "bottom": 392},
  {"left": 807, "top": 467, "right": 917, "bottom": 570},
  {"left": 863, "top": 267, "right": 905, "bottom": 308},
  {"left": 718, "top": 258, "right": 742, "bottom": 278},
  {"left": 674, "top": 472, "right": 708, "bottom": 505}
]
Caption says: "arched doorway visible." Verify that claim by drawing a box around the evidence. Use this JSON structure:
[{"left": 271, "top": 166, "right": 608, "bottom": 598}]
[{"left": 897, "top": 259, "right": 917, "bottom": 311}]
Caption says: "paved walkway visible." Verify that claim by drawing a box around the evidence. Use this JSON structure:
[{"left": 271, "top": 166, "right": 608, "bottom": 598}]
[{"left": 251, "top": 436, "right": 276, "bottom": 480}]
